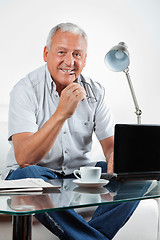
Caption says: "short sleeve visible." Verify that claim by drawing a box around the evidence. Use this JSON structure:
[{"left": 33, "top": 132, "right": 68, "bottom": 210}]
[
  {"left": 8, "top": 81, "right": 38, "bottom": 141},
  {"left": 94, "top": 86, "right": 115, "bottom": 141}
]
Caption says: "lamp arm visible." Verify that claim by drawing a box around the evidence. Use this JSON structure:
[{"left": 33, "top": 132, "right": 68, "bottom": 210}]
[{"left": 123, "top": 68, "right": 142, "bottom": 124}]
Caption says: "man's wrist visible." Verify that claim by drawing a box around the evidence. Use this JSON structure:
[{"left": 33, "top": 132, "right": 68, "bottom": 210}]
[{"left": 53, "top": 110, "right": 68, "bottom": 123}]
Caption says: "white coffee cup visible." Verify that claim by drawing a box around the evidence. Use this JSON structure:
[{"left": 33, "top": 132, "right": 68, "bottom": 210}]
[{"left": 74, "top": 166, "right": 101, "bottom": 183}]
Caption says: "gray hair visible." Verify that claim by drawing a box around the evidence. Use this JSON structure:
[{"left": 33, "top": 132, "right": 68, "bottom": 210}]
[{"left": 46, "top": 22, "right": 88, "bottom": 50}]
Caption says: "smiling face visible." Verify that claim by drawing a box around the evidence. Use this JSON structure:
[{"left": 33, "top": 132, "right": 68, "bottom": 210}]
[{"left": 43, "top": 29, "right": 87, "bottom": 92}]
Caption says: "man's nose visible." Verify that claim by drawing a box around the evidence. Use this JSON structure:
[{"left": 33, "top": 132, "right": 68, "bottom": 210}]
[{"left": 64, "top": 53, "right": 74, "bottom": 66}]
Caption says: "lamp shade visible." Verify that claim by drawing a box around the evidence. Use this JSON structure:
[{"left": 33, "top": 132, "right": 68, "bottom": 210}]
[{"left": 104, "top": 42, "right": 130, "bottom": 72}]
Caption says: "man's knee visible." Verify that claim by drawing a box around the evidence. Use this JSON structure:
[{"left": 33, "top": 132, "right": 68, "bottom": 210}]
[
  {"left": 7, "top": 165, "right": 58, "bottom": 180},
  {"left": 7, "top": 165, "right": 44, "bottom": 180},
  {"left": 96, "top": 161, "right": 107, "bottom": 173}
]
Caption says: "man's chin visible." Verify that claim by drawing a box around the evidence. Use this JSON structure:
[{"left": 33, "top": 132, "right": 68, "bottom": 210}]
[
  {"left": 59, "top": 74, "right": 77, "bottom": 84},
  {"left": 53, "top": 77, "right": 74, "bottom": 87}
]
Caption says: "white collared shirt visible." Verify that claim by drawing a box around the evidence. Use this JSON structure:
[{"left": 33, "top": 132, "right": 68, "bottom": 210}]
[{"left": 2, "top": 65, "right": 114, "bottom": 179}]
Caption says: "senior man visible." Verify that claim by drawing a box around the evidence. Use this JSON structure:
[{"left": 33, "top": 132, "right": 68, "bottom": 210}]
[{"left": 2, "top": 22, "right": 138, "bottom": 240}]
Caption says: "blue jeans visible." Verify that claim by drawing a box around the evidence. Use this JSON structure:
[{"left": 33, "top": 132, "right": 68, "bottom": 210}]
[{"left": 7, "top": 163, "right": 139, "bottom": 240}]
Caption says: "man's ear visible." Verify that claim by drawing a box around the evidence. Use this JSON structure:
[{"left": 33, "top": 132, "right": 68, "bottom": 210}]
[
  {"left": 84, "top": 53, "right": 87, "bottom": 67},
  {"left": 43, "top": 46, "right": 48, "bottom": 62}
]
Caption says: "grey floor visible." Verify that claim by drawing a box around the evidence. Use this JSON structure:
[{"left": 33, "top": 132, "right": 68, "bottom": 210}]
[{"left": 0, "top": 215, "right": 58, "bottom": 240}]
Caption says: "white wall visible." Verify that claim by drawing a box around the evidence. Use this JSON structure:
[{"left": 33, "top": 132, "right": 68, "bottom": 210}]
[{"left": 0, "top": 0, "right": 160, "bottom": 124}]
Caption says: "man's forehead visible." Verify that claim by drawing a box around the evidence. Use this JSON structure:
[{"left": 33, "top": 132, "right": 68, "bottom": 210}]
[{"left": 51, "top": 30, "right": 87, "bottom": 49}]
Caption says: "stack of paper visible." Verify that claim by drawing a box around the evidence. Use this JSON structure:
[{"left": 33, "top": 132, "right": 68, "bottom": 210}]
[{"left": 0, "top": 178, "right": 60, "bottom": 193}]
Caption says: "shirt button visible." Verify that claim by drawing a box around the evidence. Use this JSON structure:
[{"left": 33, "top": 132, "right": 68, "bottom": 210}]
[
  {"left": 64, "top": 150, "right": 68, "bottom": 154},
  {"left": 84, "top": 122, "right": 88, "bottom": 126},
  {"left": 63, "top": 131, "right": 67, "bottom": 134}
]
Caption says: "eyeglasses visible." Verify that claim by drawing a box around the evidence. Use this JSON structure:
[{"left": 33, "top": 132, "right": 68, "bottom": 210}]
[
  {"left": 72, "top": 73, "right": 97, "bottom": 103},
  {"left": 80, "top": 81, "right": 97, "bottom": 103}
]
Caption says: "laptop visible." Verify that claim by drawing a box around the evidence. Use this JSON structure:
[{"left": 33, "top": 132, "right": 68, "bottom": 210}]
[{"left": 114, "top": 124, "right": 160, "bottom": 181}]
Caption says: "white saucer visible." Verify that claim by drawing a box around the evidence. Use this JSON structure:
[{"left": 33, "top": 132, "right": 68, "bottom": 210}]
[{"left": 73, "top": 179, "right": 109, "bottom": 188}]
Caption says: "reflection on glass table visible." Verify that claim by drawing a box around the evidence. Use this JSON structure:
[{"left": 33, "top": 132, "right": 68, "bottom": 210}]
[{"left": 0, "top": 178, "right": 159, "bottom": 240}]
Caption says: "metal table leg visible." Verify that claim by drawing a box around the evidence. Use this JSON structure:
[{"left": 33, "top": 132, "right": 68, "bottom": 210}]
[{"left": 12, "top": 215, "right": 32, "bottom": 240}]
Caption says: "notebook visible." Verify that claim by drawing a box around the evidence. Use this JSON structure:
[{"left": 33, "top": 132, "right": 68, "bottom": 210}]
[{"left": 114, "top": 124, "right": 160, "bottom": 181}]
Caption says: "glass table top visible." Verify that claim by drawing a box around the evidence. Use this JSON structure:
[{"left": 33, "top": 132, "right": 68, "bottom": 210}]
[{"left": 0, "top": 178, "right": 160, "bottom": 216}]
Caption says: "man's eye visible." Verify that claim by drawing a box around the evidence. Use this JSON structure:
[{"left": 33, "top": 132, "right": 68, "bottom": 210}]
[
  {"left": 58, "top": 51, "right": 65, "bottom": 55},
  {"left": 74, "top": 53, "right": 81, "bottom": 58}
]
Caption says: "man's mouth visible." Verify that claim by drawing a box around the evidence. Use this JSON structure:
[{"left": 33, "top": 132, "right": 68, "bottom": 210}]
[{"left": 60, "top": 69, "right": 75, "bottom": 74}]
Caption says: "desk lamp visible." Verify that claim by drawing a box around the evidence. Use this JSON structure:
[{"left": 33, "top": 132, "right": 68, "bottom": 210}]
[{"left": 104, "top": 42, "right": 142, "bottom": 124}]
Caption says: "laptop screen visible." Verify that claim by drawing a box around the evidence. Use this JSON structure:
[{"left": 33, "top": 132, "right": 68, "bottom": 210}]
[{"left": 114, "top": 124, "right": 160, "bottom": 177}]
